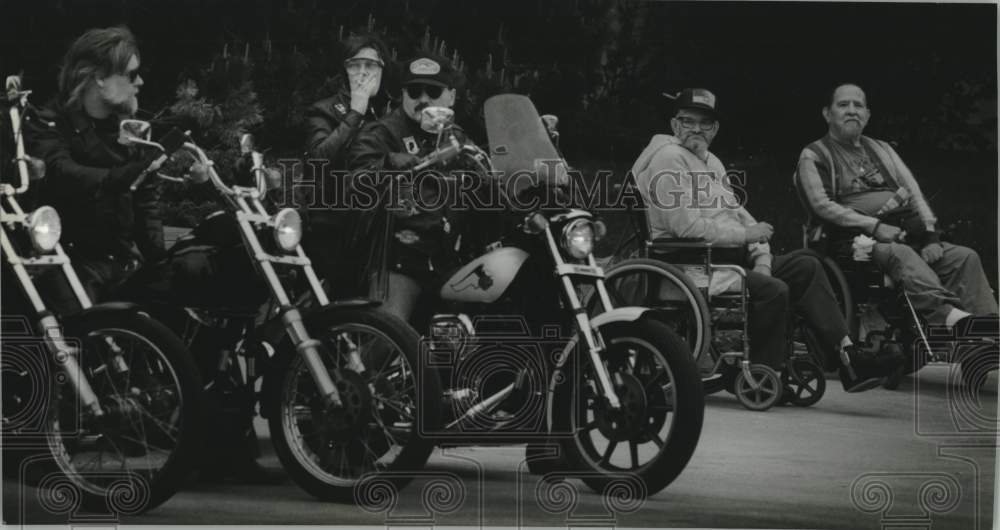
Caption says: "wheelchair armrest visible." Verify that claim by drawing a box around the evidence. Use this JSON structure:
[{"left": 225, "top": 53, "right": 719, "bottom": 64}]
[{"left": 646, "top": 237, "right": 745, "bottom": 251}]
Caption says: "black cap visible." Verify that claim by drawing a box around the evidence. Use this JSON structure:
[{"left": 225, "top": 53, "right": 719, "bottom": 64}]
[{"left": 401, "top": 52, "right": 456, "bottom": 88}]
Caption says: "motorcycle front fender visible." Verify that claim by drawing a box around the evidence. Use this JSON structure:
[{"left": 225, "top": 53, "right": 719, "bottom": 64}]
[
  {"left": 255, "top": 298, "right": 382, "bottom": 349},
  {"left": 587, "top": 306, "right": 649, "bottom": 330},
  {"left": 61, "top": 301, "right": 145, "bottom": 327}
]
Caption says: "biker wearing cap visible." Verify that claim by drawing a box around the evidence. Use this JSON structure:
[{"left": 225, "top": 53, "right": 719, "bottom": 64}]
[
  {"left": 347, "top": 51, "right": 475, "bottom": 321},
  {"left": 631, "top": 88, "right": 897, "bottom": 392},
  {"left": 302, "top": 33, "right": 393, "bottom": 296}
]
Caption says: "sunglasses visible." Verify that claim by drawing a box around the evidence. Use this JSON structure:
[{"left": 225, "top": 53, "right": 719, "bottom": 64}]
[
  {"left": 405, "top": 84, "right": 444, "bottom": 99},
  {"left": 119, "top": 68, "right": 142, "bottom": 84}
]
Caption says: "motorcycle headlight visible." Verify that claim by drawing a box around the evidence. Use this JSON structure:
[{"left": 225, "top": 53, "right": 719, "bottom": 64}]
[
  {"left": 562, "top": 219, "right": 594, "bottom": 260},
  {"left": 273, "top": 208, "right": 302, "bottom": 252},
  {"left": 27, "top": 206, "right": 61, "bottom": 253}
]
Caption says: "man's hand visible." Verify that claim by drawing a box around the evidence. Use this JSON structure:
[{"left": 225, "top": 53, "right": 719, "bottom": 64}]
[
  {"left": 872, "top": 222, "right": 903, "bottom": 243},
  {"left": 387, "top": 152, "right": 420, "bottom": 170},
  {"left": 349, "top": 73, "right": 380, "bottom": 114},
  {"left": 744, "top": 222, "right": 774, "bottom": 244},
  {"left": 921, "top": 242, "right": 944, "bottom": 264},
  {"left": 752, "top": 263, "right": 772, "bottom": 277}
]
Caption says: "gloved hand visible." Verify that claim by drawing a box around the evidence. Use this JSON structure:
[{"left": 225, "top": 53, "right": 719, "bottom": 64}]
[
  {"left": 107, "top": 152, "right": 162, "bottom": 191},
  {"left": 387, "top": 152, "right": 420, "bottom": 170}
]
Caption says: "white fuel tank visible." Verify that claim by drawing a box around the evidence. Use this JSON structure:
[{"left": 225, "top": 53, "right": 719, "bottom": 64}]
[{"left": 440, "top": 247, "right": 529, "bottom": 304}]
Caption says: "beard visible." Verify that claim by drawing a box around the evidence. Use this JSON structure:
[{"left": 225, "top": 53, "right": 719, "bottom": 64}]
[
  {"left": 682, "top": 134, "right": 710, "bottom": 157},
  {"left": 108, "top": 95, "right": 139, "bottom": 118}
]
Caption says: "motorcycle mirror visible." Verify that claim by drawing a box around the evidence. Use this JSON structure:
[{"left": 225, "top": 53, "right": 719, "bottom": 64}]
[
  {"left": 5, "top": 75, "right": 22, "bottom": 101},
  {"left": 118, "top": 119, "right": 152, "bottom": 144},
  {"left": 523, "top": 212, "right": 549, "bottom": 234},
  {"left": 540, "top": 114, "right": 559, "bottom": 135},
  {"left": 419, "top": 106, "right": 455, "bottom": 134},
  {"left": 240, "top": 133, "right": 255, "bottom": 155}
]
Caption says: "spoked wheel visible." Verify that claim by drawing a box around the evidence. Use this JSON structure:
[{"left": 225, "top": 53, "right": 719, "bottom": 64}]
[
  {"left": 733, "top": 364, "right": 783, "bottom": 411},
  {"left": 267, "top": 308, "right": 440, "bottom": 502},
  {"left": 554, "top": 319, "right": 704, "bottom": 497},
  {"left": 43, "top": 311, "right": 201, "bottom": 514},
  {"left": 781, "top": 357, "right": 826, "bottom": 407},
  {"left": 596, "top": 259, "right": 713, "bottom": 378}
]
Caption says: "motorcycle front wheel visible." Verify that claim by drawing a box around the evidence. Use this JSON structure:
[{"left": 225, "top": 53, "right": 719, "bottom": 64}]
[
  {"left": 267, "top": 308, "right": 441, "bottom": 502},
  {"left": 554, "top": 318, "right": 704, "bottom": 498},
  {"left": 42, "top": 310, "right": 201, "bottom": 515}
]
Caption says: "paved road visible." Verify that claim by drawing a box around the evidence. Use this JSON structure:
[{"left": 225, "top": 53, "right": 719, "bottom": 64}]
[{"left": 4, "top": 365, "right": 996, "bottom": 529}]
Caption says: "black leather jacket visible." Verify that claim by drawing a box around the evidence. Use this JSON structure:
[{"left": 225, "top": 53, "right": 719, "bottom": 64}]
[{"left": 25, "top": 104, "right": 163, "bottom": 262}]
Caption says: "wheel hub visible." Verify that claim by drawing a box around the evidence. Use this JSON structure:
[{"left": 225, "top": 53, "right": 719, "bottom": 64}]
[
  {"left": 593, "top": 372, "right": 647, "bottom": 442},
  {"left": 316, "top": 370, "right": 372, "bottom": 441}
]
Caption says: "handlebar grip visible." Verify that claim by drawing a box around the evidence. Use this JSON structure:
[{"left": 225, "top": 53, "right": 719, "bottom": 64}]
[{"left": 130, "top": 153, "right": 168, "bottom": 191}]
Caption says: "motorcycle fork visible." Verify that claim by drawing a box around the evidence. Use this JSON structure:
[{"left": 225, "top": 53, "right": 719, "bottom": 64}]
[
  {"left": 1, "top": 201, "right": 106, "bottom": 418},
  {"left": 542, "top": 225, "right": 622, "bottom": 411},
  {"left": 232, "top": 194, "right": 349, "bottom": 408}
]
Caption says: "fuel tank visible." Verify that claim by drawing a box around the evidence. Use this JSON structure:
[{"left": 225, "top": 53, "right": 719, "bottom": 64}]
[{"left": 439, "top": 247, "right": 528, "bottom": 304}]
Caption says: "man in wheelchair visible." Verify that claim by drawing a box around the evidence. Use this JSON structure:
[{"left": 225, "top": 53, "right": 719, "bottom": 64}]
[
  {"left": 631, "top": 88, "right": 897, "bottom": 393},
  {"left": 795, "top": 83, "right": 998, "bottom": 339}
]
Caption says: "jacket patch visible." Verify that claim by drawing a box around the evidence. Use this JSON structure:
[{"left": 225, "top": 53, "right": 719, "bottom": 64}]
[
  {"left": 334, "top": 103, "right": 347, "bottom": 114},
  {"left": 403, "top": 136, "right": 419, "bottom": 155}
]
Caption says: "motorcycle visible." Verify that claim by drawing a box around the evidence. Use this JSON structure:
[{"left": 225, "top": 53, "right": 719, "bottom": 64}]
[
  {"left": 1, "top": 75, "right": 201, "bottom": 514},
  {"left": 114, "top": 122, "right": 441, "bottom": 502},
  {"left": 394, "top": 94, "right": 704, "bottom": 497}
]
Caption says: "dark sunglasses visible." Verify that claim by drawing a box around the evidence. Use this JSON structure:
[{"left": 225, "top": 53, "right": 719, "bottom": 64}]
[
  {"left": 120, "top": 68, "right": 142, "bottom": 84},
  {"left": 405, "top": 84, "right": 444, "bottom": 99}
]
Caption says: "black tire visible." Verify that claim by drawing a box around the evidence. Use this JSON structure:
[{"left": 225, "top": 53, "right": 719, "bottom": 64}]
[
  {"left": 781, "top": 323, "right": 826, "bottom": 407},
  {"left": 266, "top": 308, "right": 440, "bottom": 502},
  {"left": 599, "top": 259, "right": 713, "bottom": 381},
  {"left": 554, "top": 318, "right": 704, "bottom": 497},
  {"left": 41, "top": 310, "right": 201, "bottom": 515},
  {"left": 882, "top": 327, "right": 921, "bottom": 390},
  {"left": 782, "top": 357, "right": 826, "bottom": 407},
  {"left": 524, "top": 442, "right": 568, "bottom": 477}
]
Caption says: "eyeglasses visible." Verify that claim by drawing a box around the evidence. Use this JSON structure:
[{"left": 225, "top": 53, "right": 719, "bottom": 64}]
[
  {"left": 675, "top": 116, "right": 717, "bottom": 131},
  {"left": 344, "top": 58, "right": 384, "bottom": 72},
  {"left": 405, "top": 84, "right": 444, "bottom": 99}
]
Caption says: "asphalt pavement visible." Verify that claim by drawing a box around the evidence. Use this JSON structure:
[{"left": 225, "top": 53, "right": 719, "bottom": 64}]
[{"left": 3, "top": 364, "right": 996, "bottom": 529}]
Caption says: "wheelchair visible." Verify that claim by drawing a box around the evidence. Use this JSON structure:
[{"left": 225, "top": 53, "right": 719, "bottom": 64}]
[
  {"left": 599, "top": 197, "right": 827, "bottom": 411},
  {"left": 792, "top": 179, "right": 998, "bottom": 391}
]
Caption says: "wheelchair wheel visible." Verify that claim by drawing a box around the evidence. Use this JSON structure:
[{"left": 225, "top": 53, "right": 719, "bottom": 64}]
[
  {"left": 782, "top": 322, "right": 826, "bottom": 407},
  {"left": 599, "top": 258, "right": 712, "bottom": 377},
  {"left": 882, "top": 330, "right": 921, "bottom": 390},
  {"left": 782, "top": 356, "right": 826, "bottom": 407},
  {"left": 734, "top": 364, "right": 783, "bottom": 411}
]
